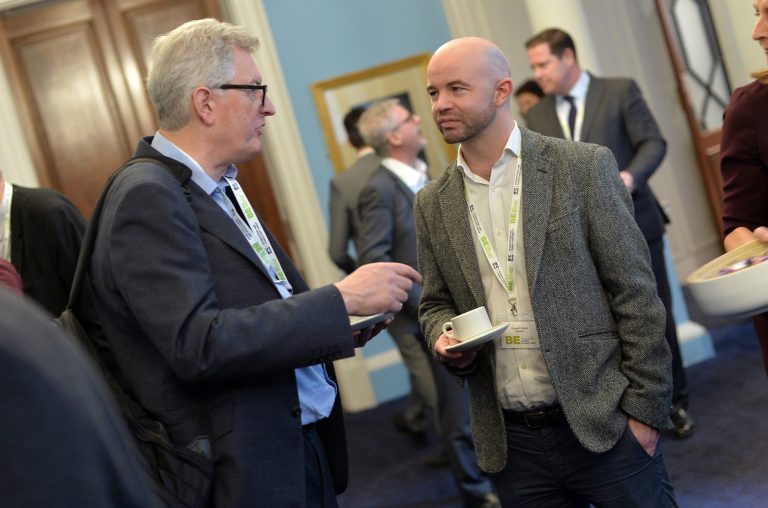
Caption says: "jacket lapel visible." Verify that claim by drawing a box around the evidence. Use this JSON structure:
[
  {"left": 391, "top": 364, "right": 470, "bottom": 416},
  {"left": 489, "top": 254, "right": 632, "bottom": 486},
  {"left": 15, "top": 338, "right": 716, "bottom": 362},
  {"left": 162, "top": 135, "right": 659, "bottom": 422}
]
[
  {"left": 520, "top": 128, "right": 553, "bottom": 288},
  {"left": 580, "top": 74, "right": 603, "bottom": 142},
  {"left": 134, "top": 137, "right": 274, "bottom": 284},
  {"left": 540, "top": 95, "right": 565, "bottom": 138},
  {"left": 438, "top": 164, "right": 485, "bottom": 308},
  {"left": 188, "top": 177, "right": 273, "bottom": 283}
]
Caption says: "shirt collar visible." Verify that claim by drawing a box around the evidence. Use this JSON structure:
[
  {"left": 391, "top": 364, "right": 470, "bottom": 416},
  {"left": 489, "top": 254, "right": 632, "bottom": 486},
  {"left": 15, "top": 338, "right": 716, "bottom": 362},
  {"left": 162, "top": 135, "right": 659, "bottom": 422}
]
[
  {"left": 151, "top": 131, "right": 238, "bottom": 196},
  {"left": 557, "top": 70, "right": 590, "bottom": 106},
  {"left": 381, "top": 157, "right": 428, "bottom": 193},
  {"left": 457, "top": 121, "right": 521, "bottom": 184}
]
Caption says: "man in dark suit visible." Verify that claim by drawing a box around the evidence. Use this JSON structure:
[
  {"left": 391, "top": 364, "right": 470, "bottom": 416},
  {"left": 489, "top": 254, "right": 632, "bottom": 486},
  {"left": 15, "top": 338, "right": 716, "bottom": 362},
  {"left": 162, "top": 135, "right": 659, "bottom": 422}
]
[
  {"left": 328, "top": 106, "right": 380, "bottom": 274},
  {"left": 524, "top": 28, "right": 694, "bottom": 439},
  {"left": 0, "top": 169, "right": 85, "bottom": 316},
  {"left": 88, "top": 18, "right": 420, "bottom": 507},
  {"left": 0, "top": 287, "right": 159, "bottom": 507},
  {"left": 419, "top": 36, "right": 676, "bottom": 506},
  {"left": 357, "top": 99, "right": 499, "bottom": 508}
]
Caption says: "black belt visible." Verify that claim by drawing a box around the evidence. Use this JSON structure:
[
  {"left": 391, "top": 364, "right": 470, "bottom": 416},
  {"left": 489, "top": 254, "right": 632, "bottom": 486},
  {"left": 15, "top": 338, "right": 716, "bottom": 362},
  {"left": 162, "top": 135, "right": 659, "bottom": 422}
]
[{"left": 502, "top": 405, "right": 566, "bottom": 429}]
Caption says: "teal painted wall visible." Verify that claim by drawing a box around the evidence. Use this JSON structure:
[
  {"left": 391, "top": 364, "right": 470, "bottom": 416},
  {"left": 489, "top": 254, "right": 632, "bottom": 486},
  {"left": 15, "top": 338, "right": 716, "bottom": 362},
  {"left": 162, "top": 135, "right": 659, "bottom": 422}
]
[{"left": 262, "top": 0, "right": 450, "bottom": 219}]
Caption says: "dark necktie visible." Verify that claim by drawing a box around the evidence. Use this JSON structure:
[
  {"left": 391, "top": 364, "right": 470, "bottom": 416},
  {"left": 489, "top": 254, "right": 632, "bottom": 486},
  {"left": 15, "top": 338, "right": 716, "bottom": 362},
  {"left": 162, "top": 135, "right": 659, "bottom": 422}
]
[{"left": 564, "top": 95, "right": 577, "bottom": 140}]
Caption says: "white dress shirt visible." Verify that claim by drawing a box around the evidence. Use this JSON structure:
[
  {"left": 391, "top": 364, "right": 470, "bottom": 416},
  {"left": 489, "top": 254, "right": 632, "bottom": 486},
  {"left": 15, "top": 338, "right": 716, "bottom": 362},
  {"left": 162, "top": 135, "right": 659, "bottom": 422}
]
[
  {"left": 457, "top": 123, "right": 557, "bottom": 410},
  {"left": 381, "top": 157, "right": 428, "bottom": 194},
  {"left": 556, "top": 71, "right": 590, "bottom": 141}
]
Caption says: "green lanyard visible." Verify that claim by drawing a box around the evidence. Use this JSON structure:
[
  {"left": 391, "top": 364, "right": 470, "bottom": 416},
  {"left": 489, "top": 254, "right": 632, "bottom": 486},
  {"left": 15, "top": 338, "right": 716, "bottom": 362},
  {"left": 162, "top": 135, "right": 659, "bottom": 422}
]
[
  {"left": 222, "top": 176, "right": 292, "bottom": 295},
  {"left": 463, "top": 155, "right": 522, "bottom": 316}
]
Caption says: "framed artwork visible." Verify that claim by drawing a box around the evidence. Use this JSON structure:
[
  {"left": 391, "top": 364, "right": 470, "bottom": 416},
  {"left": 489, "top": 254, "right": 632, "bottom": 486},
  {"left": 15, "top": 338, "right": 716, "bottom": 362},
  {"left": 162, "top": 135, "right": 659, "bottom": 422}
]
[{"left": 311, "top": 53, "right": 456, "bottom": 176}]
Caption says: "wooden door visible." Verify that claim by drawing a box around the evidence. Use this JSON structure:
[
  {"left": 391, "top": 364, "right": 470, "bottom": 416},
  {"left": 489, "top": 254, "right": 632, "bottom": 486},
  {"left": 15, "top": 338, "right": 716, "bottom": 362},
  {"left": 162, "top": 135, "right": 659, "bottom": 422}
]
[
  {"left": 655, "top": 0, "right": 732, "bottom": 233},
  {"left": 0, "top": 0, "right": 292, "bottom": 254}
]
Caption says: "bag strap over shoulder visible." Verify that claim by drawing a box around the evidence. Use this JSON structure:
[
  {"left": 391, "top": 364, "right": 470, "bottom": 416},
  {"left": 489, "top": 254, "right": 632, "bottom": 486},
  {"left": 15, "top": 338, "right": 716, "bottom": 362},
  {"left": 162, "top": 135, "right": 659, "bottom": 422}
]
[
  {"left": 66, "top": 155, "right": 187, "bottom": 310},
  {"left": 59, "top": 154, "right": 216, "bottom": 505}
]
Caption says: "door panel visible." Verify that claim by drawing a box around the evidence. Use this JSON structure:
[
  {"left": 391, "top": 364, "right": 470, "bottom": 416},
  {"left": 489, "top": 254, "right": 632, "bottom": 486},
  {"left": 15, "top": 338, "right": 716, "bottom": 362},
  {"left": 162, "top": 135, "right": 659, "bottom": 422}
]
[
  {"left": 0, "top": 0, "right": 292, "bottom": 257},
  {"left": 655, "top": 0, "right": 730, "bottom": 232},
  {"left": 17, "top": 24, "right": 132, "bottom": 210},
  {"left": 0, "top": 0, "right": 138, "bottom": 213}
]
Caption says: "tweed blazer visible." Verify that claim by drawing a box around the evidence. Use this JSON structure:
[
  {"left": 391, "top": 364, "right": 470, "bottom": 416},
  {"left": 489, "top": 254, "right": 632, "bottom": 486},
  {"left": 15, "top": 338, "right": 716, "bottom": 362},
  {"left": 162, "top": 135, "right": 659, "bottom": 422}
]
[
  {"left": 526, "top": 75, "right": 668, "bottom": 241},
  {"left": 414, "top": 127, "right": 672, "bottom": 472}
]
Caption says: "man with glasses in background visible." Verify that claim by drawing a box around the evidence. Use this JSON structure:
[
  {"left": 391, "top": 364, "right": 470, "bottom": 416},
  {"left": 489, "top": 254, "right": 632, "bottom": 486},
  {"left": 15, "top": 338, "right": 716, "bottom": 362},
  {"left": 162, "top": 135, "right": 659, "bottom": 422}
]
[
  {"left": 356, "top": 99, "right": 500, "bottom": 508},
  {"left": 328, "top": 106, "right": 380, "bottom": 275},
  {"left": 89, "top": 18, "right": 420, "bottom": 507}
]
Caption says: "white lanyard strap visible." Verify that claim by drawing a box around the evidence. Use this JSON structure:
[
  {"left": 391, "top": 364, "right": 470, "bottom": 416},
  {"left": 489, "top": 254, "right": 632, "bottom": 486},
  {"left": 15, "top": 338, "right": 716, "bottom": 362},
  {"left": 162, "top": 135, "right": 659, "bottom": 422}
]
[
  {"left": 222, "top": 176, "right": 292, "bottom": 294},
  {"left": 0, "top": 181, "right": 12, "bottom": 261},
  {"left": 464, "top": 156, "right": 522, "bottom": 315}
]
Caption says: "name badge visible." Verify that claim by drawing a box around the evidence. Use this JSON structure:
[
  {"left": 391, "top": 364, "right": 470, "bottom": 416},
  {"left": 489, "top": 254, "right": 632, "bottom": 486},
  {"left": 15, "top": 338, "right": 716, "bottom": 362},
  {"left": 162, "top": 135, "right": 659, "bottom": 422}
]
[{"left": 500, "top": 321, "right": 538, "bottom": 349}]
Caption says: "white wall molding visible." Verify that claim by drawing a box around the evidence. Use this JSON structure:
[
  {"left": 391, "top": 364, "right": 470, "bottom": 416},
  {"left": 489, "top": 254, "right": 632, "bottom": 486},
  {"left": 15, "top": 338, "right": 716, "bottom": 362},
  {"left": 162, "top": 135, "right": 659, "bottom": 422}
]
[{"left": 440, "top": 0, "right": 492, "bottom": 38}]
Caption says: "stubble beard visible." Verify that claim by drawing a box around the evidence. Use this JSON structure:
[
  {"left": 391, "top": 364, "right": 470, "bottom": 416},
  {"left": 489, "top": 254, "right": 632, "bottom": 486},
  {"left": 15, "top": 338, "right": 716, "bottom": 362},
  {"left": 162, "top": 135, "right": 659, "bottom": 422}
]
[{"left": 438, "top": 101, "right": 497, "bottom": 145}]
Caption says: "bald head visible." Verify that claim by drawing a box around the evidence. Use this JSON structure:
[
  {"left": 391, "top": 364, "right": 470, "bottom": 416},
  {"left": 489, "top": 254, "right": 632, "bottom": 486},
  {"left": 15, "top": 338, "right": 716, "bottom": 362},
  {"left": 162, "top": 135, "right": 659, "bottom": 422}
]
[
  {"left": 430, "top": 37, "right": 511, "bottom": 83},
  {"left": 427, "top": 37, "right": 514, "bottom": 148}
]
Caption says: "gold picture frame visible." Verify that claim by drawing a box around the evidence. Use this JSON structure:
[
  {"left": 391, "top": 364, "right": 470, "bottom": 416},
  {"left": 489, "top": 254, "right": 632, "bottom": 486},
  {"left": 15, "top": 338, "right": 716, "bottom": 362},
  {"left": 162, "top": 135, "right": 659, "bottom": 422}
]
[{"left": 311, "top": 53, "right": 456, "bottom": 176}]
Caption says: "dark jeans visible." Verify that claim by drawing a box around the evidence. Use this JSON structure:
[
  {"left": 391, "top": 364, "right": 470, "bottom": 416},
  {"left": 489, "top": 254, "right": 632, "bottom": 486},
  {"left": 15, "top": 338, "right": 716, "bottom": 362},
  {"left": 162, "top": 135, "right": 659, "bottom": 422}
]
[{"left": 489, "top": 419, "right": 677, "bottom": 507}]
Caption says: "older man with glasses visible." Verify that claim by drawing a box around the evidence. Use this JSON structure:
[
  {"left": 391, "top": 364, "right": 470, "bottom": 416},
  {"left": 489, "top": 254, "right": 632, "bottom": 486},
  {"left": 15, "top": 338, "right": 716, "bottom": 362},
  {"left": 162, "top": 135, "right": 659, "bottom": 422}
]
[{"left": 88, "top": 18, "right": 420, "bottom": 507}]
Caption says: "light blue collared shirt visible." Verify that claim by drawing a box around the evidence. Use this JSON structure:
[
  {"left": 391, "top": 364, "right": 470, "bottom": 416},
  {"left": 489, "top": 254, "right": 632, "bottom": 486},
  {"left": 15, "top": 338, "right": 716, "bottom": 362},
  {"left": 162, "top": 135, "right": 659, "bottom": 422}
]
[{"left": 151, "top": 132, "right": 337, "bottom": 425}]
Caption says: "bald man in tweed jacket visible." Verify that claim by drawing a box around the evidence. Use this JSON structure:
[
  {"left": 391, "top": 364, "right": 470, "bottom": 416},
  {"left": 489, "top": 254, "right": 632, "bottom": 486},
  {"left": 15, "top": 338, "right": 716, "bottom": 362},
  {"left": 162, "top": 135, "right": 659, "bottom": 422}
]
[{"left": 418, "top": 37, "right": 675, "bottom": 507}]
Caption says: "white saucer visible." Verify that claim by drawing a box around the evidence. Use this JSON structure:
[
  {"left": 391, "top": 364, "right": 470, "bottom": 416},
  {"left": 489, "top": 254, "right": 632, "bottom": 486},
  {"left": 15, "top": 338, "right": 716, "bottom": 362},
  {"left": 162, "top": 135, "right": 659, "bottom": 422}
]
[{"left": 445, "top": 323, "right": 507, "bottom": 352}]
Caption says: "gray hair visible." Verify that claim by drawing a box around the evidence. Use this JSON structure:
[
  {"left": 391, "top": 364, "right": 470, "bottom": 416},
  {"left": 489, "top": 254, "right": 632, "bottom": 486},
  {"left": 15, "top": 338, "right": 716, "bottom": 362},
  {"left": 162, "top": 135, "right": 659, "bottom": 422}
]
[
  {"left": 147, "top": 18, "right": 260, "bottom": 130},
  {"left": 358, "top": 98, "right": 401, "bottom": 156}
]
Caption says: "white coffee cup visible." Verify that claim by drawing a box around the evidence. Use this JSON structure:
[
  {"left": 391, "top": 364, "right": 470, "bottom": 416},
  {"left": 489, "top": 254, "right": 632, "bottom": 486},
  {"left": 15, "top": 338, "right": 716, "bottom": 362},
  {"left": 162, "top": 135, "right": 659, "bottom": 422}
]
[{"left": 442, "top": 306, "right": 492, "bottom": 341}]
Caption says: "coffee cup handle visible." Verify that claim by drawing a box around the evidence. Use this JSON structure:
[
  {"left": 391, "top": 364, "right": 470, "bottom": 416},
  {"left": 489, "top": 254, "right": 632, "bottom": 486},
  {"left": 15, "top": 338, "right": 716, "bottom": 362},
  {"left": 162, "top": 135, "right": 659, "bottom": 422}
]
[{"left": 442, "top": 322, "right": 455, "bottom": 339}]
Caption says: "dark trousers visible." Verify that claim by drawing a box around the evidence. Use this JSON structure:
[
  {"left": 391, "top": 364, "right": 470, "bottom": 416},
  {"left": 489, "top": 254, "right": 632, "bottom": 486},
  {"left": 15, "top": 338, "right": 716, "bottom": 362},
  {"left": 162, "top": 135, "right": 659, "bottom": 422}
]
[
  {"left": 647, "top": 235, "right": 688, "bottom": 408},
  {"left": 489, "top": 419, "right": 677, "bottom": 507},
  {"left": 391, "top": 329, "right": 438, "bottom": 433},
  {"left": 429, "top": 359, "right": 496, "bottom": 504},
  {"left": 304, "top": 424, "right": 338, "bottom": 508}
]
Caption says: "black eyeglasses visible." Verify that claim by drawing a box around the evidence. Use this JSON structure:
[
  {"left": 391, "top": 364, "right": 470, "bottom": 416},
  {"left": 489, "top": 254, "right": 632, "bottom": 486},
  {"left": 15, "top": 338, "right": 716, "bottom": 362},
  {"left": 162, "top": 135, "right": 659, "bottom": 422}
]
[
  {"left": 219, "top": 84, "right": 268, "bottom": 107},
  {"left": 392, "top": 112, "right": 414, "bottom": 131}
]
